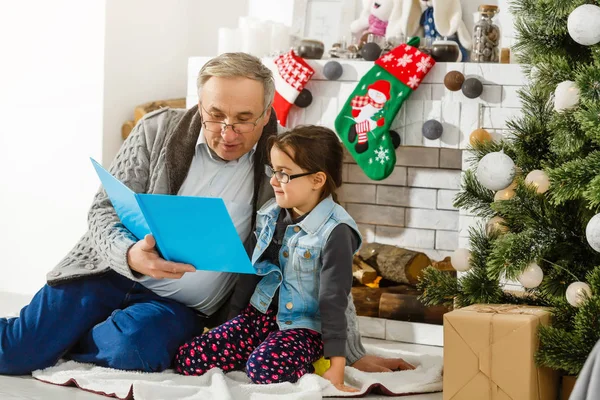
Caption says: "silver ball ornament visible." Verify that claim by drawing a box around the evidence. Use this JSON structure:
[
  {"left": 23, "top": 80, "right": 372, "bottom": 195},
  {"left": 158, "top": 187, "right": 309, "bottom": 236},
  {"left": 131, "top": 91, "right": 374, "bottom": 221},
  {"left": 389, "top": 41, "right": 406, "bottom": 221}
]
[
  {"left": 586, "top": 213, "right": 600, "bottom": 252},
  {"left": 476, "top": 151, "right": 516, "bottom": 191},
  {"left": 568, "top": 5, "right": 600, "bottom": 46}
]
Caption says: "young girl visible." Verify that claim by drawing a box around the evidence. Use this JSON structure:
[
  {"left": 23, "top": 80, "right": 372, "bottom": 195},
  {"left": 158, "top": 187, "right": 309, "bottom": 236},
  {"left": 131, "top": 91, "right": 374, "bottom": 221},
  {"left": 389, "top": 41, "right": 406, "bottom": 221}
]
[{"left": 175, "top": 125, "right": 361, "bottom": 392}]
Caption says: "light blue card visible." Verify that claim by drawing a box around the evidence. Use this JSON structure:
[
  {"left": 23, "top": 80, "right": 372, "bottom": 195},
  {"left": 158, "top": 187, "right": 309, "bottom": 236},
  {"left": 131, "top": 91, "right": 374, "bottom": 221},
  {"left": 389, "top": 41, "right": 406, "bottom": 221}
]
[{"left": 91, "top": 158, "right": 255, "bottom": 274}]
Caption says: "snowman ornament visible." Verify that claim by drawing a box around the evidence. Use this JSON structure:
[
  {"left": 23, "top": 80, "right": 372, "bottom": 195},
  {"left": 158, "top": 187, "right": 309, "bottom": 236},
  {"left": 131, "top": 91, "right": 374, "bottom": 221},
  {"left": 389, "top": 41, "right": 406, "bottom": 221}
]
[{"left": 348, "top": 80, "right": 390, "bottom": 153}]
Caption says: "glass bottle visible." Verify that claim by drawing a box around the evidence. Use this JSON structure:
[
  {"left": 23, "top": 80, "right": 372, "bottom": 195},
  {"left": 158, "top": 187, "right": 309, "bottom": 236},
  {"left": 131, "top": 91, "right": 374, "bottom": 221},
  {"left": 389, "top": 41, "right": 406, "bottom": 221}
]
[{"left": 471, "top": 5, "right": 500, "bottom": 63}]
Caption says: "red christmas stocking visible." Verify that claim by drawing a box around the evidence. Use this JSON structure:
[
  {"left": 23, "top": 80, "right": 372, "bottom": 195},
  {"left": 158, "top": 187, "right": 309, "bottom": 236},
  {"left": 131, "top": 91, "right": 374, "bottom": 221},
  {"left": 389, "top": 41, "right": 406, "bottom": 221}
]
[{"left": 267, "top": 50, "right": 315, "bottom": 127}]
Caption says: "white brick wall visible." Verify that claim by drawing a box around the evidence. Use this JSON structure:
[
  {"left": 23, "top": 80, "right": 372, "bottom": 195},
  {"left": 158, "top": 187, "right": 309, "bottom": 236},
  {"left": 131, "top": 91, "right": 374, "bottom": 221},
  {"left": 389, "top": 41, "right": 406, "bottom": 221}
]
[{"left": 186, "top": 58, "right": 526, "bottom": 262}]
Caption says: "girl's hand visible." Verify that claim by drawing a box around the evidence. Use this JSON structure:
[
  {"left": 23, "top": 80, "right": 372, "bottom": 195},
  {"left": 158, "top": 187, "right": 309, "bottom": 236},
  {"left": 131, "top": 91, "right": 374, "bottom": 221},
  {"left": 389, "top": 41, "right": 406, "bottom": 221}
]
[{"left": 322, "top": 357, "right": 359, "bottom": 393}]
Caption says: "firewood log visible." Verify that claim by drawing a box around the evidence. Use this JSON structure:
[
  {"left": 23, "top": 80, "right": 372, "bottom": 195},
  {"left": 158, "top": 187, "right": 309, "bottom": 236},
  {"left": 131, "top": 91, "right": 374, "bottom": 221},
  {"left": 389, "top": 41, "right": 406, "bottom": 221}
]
[
  {"left": 352, "top": 256, "right": 377, "bottom": 285},
  {"left": 378, "top": 292, "right": 452, "bottom": 325},
  {"left": 358, "top": 243, "right": 432, "bottom": 286},
  {"left": 431, "top": 256, "right": 456, "bottom": 275},
  {"left": 351, "top": 285, "right": 420, "bottom": 317}
]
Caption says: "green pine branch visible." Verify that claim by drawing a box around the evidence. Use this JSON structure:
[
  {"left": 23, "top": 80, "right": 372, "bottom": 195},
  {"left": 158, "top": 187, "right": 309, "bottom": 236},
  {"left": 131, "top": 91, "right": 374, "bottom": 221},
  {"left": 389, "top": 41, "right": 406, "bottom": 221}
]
[
  {"left": 452, "top": 170, "right": 495, "bottom": 218},
  {"left": 547, "top": 151, "right": 600, "bottom": 205},
  {"left": 417, "top": 267, "right": 458, "bottom": 308}
]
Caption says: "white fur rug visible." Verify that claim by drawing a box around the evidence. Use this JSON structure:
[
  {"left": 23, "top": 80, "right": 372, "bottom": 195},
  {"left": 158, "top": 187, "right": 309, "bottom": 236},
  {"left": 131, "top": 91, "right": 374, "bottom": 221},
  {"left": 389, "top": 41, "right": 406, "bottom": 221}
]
[{"left": 32, "top": 344, "right": 442, "bottom": 399}]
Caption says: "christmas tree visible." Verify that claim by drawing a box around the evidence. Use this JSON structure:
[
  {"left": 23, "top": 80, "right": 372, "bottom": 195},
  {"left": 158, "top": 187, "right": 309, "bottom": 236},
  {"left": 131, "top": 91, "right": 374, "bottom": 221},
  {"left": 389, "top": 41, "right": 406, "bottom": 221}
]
[{"left": 419, "top": 2, "right": 600, "bottom": 375}]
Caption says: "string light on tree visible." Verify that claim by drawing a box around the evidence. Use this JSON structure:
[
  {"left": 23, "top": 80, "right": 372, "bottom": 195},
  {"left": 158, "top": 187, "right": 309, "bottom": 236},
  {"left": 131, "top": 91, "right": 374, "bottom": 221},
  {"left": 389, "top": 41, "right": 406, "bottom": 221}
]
[
  {"left": 567, "top": 4, "right": 600, "bottom": 46},
  {"left": 476, "top": 151, "right": 516, "bottom": 191},
  {"left": 487, "top": 216, "right": 509, "bottom": 235},
  {"left": 494, "top": 188, "right": 516, "bottom": 201},
  {"left": 451, "top": 248, "right": 472, "bottom": 272},
  {"left": 554, "top": 81, "right": 580, "bottom": 113},
  {"left": 586, "top": 213, "right": 600, "bottom": 252},
  {"left": 518, "top": 262, "right": 544, "bottom": 289},
  {"left": 525, "top": 169, "right": 550, "bottom": 194},
  {"left": 566, "top": 282, "right": 592, "bottom": 307}
]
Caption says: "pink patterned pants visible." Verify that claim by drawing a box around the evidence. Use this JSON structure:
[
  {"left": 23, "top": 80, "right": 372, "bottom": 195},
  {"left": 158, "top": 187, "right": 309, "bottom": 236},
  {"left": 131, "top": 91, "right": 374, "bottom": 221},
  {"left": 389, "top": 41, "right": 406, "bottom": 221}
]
[{"left": 175, "top": 304, "right": 324, "bottom": 384}]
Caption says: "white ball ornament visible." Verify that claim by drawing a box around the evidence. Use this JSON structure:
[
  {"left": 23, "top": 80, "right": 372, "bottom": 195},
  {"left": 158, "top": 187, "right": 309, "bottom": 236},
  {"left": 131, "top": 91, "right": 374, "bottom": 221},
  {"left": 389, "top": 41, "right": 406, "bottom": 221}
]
[
  {"left": 518, "top": 262, "right": 544, "bottom": 289},
  {"left": 586, "top": 213, "right": 600, "bottom": 252},
  {"left": 566, "top": 282, "right": 592, "bottom": 307},
  {"left": 451, "top": 248, "right": 472, "bottom": 272},
  {"left": 476, "top": 151, "right": 516, "bottom": 191},
  {"left": 525, "top": 170, "right": 550, "bottom": 194},
  {"left": 567, "top": 5, "right": 600, "bottom": 46},
  {"left": 554, "top": 81, "right": 580, "bottom": 112}
]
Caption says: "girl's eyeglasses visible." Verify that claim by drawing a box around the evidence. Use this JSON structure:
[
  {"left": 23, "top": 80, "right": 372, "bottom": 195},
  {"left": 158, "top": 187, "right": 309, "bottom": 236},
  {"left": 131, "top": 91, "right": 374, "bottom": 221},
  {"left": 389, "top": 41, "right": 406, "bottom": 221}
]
[{"left": 265, "top": 165, "right": 317, "bottom": 184}]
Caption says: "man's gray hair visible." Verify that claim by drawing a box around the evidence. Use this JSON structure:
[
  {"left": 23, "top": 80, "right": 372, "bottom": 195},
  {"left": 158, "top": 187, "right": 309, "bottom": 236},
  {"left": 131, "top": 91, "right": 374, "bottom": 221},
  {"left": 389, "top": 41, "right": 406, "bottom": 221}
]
[{"left": 197, "top": 52, "right": 275, "bottom": 110}]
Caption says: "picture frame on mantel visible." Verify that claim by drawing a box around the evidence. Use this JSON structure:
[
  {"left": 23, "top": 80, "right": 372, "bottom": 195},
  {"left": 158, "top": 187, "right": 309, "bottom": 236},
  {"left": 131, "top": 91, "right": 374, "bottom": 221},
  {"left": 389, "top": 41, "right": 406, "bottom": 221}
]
[
  {"left": 248, "top": 0, "right": 357, "bottom": 51},
  {"left": 302, "top": 0, "right": 357, "bottom": 50}
]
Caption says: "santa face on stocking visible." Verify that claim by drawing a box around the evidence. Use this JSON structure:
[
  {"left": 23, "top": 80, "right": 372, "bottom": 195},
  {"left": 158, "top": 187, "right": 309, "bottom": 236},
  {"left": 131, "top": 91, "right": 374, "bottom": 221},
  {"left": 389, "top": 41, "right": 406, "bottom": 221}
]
[{"left": 348, "top": 80, "right": 390, "bottom": 153}]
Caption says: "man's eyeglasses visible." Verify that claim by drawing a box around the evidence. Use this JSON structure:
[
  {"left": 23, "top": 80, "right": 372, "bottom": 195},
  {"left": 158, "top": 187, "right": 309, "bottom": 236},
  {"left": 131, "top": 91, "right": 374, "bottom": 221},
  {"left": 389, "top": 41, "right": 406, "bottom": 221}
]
[
  {"left": 200, "top": 104, "right": 267, "bottom": 134},
  {"left": 265, "top": 165, "right": 316, "bottom": 184}
]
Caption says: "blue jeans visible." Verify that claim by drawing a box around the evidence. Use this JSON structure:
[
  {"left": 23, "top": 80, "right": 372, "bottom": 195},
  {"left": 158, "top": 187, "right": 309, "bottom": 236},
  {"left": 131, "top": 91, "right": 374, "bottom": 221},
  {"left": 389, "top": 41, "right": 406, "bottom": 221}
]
[{"left": 0, "top": 271, "right": 204, "bottom": 375}]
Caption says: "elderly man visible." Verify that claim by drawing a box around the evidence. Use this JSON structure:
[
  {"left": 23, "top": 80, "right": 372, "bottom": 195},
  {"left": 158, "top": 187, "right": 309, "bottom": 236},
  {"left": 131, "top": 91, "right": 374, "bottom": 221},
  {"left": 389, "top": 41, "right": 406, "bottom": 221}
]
[{"left": 0, "top": 52, "right": 413, "bottom": 375}]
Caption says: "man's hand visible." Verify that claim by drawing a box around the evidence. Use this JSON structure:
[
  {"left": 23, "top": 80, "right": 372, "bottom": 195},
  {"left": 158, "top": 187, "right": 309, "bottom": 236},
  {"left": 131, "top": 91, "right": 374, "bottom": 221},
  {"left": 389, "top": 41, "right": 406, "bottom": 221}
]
[
  {"left": 351, "top": 354, "right": 416, "bottom": 372},
  {"left": 127, "top": 234, "right": 196, "bottom": 279}
]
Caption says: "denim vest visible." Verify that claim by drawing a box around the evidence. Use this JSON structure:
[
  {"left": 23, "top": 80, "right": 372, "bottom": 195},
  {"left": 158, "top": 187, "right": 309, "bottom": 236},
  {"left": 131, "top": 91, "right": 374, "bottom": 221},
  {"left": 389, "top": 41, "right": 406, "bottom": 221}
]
[{"left": 249, "top": 195, "right": 362, "bottom": 333}]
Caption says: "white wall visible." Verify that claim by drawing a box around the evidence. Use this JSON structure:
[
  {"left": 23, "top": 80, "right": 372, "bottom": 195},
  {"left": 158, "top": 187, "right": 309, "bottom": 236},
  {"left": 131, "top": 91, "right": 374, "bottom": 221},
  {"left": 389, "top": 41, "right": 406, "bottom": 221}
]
[
  {"left": 0, "top": 0, "right": 249, "bottom": 295},
  {"left": 102, "top": 0, "right": 249, "bottom": 166},
  {"left": 0, "top": 1, "right": 106, "bottom": 294}
]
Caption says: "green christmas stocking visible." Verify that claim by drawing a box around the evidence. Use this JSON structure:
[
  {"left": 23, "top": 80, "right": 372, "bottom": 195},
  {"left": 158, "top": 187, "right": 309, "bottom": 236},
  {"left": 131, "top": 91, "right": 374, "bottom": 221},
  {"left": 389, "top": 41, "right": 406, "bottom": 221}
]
[{"left": 334, "top": 38, "right": 435, "bottom": 180}]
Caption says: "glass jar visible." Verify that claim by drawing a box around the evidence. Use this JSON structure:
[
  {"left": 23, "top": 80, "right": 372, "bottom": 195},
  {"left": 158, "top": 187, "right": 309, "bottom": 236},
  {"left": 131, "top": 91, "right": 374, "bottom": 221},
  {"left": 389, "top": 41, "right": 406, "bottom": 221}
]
[{"left": 471, "top": 5, "right": 500, "bottom": 63}]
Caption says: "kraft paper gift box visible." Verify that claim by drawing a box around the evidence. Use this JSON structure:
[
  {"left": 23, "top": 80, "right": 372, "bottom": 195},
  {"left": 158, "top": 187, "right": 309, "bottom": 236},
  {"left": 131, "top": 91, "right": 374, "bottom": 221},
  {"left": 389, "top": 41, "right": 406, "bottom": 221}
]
[{"left": 443, "top": 304, "right": 559, "bottom": 400}]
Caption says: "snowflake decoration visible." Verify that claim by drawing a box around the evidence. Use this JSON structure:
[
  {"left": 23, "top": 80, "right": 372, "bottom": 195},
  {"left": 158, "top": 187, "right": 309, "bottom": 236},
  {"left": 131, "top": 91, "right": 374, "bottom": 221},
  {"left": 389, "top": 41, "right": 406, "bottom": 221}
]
[
  {"left": 361, "top": 84, "right": 366, "bottom": 90},
  {"left": 396, "top": 54, "right": 413, "bottom": 67},
  {"left": 416, "top": 57, "right": 432, "bottom": 73},
  {"left": 375, "top": 146, "right": 390, "bottom": 164},
  {"left": 397, "top": 91, "right": 404, "bottom": 98},
  {"left": 376, "top": 71, "right": 382, "bottom": 77},
  {"left": 407, "top": 75, "right": 421, "bottom": 89},
  {"left": 369, "top": 158, "right": 373, "bottom": 164},
  {"left": 381, "top": 53, "right": 394, "bottom": 63}
]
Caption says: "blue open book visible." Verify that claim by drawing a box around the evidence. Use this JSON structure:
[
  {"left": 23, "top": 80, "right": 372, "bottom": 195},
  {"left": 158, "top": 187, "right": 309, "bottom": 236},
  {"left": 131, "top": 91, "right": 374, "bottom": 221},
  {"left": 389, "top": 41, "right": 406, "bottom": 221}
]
[{"left": 91, "top": 158, "right": 255, "bottom": 274}]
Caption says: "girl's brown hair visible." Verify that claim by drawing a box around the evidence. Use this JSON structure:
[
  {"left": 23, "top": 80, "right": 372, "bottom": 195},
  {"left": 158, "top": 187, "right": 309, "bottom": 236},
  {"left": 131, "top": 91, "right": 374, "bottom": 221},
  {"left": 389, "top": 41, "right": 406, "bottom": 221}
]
[{"left": 267, "top": 125, "right": 344, "bottom": 203}]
